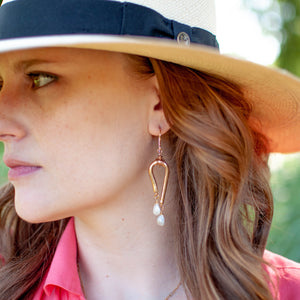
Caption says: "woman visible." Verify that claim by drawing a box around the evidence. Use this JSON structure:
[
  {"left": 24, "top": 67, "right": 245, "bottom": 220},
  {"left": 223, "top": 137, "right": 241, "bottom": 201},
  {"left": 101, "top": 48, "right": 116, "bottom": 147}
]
[{"left": 0, "top": 0, "right": 300, "bottom": 299}]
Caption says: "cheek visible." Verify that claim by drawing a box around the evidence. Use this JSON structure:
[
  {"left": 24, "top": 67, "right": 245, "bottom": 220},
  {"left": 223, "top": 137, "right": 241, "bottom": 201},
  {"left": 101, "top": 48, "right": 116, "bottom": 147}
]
[
  {"left": 34, "top": 100, "right": 151, "bottom": 206},
  {"left": 50, "top": 117, "right": 149, "bottom": 189}
]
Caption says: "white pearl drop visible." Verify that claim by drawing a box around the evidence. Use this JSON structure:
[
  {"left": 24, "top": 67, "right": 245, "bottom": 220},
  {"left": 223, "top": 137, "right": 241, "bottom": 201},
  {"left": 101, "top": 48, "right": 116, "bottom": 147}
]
[
  {"left": 157, "top": 214, "right": 165, "bottom": 226},
  {"left": 153, "top": 203, "right": 161, "bottom": 216}
]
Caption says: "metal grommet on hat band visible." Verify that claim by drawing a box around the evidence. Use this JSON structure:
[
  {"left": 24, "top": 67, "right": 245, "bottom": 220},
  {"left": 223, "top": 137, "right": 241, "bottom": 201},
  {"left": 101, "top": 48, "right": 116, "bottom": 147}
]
[{"left": 177, "top": 32, "right": 191, "bottom": 45}]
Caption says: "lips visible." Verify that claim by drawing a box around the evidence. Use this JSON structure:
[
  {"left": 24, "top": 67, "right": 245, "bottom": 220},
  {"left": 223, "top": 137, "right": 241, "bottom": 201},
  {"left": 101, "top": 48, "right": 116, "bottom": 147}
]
[{"left": 4, "top": 158, "right": 42, "bottom": 180}]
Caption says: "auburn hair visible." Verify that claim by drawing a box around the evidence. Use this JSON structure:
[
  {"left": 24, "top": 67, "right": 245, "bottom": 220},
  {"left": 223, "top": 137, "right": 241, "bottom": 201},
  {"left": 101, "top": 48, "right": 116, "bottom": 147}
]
[{"left": 0, "top": 55, "right": 273, "bottom": 299}]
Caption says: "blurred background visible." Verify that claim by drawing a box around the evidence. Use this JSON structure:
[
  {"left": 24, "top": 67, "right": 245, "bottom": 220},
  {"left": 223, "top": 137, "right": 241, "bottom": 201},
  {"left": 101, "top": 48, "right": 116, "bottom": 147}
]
[
  {"left": 0, "top": 0, "right": 300, "bottom": 261},
  {"left": 215, "top": 0, "right": 300, "bottom": 262}
]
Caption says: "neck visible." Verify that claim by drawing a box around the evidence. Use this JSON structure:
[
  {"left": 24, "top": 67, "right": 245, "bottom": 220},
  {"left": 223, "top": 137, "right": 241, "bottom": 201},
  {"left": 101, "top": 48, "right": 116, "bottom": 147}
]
[{"left": 74, "top": 170, "right": 184, "bottom": 300}]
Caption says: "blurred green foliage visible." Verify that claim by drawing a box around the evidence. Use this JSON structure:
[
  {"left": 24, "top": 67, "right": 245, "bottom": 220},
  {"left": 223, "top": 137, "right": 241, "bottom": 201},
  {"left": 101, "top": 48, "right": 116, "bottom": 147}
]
[
  {"left": 276, "top": 0, "right": 300, "bottom": 76},
  {"left": 268, "top": 155, "right": 300, "bottom": 262},
  {"left": 0, "top": 143, "right": 8, "bottom": 185},
  {"left": 243, "top": 0, "right": 300, "bottom": 76}
]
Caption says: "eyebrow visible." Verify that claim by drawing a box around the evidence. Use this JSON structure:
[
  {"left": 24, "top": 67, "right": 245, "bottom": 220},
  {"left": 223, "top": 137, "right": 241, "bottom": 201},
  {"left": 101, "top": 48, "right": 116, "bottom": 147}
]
[{"left": 14, "top": 59, "right": 56, "bottom": 72}]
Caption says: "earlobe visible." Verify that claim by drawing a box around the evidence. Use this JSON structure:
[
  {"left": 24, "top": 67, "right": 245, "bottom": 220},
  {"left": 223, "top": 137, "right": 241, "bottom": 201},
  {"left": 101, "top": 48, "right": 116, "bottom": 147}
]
[{"left": 148, "top": 83, "right": 170, "bottom": 136}]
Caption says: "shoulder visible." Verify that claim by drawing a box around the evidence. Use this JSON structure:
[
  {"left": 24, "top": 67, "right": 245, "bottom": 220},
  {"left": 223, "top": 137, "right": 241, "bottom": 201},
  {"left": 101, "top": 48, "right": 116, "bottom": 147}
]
[{"left": 264, "top": 250, "right": 300, "bottom": 300}]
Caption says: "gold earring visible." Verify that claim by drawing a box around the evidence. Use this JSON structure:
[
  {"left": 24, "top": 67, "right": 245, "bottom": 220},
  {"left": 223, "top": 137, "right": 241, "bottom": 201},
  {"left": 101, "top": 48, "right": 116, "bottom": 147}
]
[{"left": 148, "top": 130, "right": 169, "bottom": 226}]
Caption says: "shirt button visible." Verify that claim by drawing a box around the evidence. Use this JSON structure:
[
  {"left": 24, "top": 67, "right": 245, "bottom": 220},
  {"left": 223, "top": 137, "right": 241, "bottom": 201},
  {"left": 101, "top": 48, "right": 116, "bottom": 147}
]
[{"left": 177, "top": 32, "right": 190, "bottom": 45}]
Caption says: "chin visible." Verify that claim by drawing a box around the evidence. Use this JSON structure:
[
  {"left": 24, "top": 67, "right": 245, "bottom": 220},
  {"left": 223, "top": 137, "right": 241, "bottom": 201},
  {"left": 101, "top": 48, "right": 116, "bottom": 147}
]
[{"left": 14, "top": 192, "right": 66, "bottom": 224}]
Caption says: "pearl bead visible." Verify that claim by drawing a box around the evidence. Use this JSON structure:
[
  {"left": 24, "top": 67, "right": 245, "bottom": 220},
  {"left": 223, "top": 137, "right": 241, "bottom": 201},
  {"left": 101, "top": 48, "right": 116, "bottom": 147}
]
[
  {"left": 153, "top": 203, "right": 161, "bottom": 216},
  {"left": 157, "top": 214, "right": 165, "bottom": 226}
]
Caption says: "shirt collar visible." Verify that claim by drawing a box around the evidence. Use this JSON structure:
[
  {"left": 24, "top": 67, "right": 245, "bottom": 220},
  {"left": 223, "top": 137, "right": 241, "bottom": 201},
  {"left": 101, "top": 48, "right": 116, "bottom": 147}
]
[{"left": 43, "top": 218, "right": 85, "bottom": 298}]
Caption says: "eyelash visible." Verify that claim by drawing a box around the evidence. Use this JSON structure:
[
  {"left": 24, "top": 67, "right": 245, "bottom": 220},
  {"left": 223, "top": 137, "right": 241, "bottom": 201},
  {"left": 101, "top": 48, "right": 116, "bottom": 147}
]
[{"left": 27, "top": 72, "right": 58, "bottom": 89}]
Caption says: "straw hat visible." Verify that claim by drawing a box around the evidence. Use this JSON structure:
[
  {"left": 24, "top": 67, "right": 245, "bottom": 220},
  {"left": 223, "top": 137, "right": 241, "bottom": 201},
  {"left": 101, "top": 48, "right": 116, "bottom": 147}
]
[{"left": 0, "top": 0, "right": 300, "bottom": 153}]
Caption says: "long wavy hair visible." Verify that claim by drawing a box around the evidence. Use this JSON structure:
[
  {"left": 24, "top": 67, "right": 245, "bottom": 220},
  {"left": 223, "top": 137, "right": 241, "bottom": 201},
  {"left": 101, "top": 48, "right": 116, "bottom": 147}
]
[{"left": 0, "top": 54, "right": 273, "bottom": 299}]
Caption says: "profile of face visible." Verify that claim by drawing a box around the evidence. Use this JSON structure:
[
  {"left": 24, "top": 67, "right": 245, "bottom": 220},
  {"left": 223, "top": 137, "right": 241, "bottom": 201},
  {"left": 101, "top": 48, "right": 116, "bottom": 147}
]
[{"left": 0, "top": 48, "right": 164, "bottom": 223}]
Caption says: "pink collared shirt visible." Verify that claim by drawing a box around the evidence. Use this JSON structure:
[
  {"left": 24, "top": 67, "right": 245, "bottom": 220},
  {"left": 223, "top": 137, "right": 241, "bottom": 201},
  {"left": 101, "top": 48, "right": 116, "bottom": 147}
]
[
  {"left": 33, "top": 218, "right": 300, "bottom": 299},
  {"left": 33, "top": 218, "right": 85, "bottom": 300}
]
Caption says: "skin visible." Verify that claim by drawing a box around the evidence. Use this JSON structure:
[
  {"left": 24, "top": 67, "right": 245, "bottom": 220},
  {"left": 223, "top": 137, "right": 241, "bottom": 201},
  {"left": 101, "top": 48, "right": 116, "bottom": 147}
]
[{"left": 0, "top": 48, "right": 185, "bottom": 299}]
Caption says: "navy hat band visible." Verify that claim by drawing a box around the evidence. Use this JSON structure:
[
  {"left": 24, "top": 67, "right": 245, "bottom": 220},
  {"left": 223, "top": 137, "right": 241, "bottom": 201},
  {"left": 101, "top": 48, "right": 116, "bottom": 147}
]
[{"left": 0, "top": 0, "right": 219, "bottom": 49}]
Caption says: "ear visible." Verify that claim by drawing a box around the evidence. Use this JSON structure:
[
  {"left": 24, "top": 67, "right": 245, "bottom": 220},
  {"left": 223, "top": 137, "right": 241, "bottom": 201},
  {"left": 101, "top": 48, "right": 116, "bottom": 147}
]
[{"left": 148, "top": 76, "right": 170, "bottom": 136}]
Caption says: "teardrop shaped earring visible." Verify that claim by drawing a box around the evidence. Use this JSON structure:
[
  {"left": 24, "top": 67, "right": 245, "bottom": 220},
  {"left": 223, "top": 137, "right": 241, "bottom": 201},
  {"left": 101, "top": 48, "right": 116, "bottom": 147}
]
[{"left": 148, "top": 130, "right": 169, "bottom": 226}]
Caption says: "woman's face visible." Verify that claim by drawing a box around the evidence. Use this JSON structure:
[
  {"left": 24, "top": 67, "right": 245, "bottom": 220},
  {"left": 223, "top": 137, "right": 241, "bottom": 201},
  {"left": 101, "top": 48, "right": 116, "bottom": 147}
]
[{"left": 0, "top": 48, "right": 160, "bottom": 222}]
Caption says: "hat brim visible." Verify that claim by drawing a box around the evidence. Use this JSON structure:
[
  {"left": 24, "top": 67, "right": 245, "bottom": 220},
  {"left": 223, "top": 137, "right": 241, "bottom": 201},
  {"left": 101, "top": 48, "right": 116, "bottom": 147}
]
[{"left": 1, "top": 34, "right": 300, "bottom": 153}]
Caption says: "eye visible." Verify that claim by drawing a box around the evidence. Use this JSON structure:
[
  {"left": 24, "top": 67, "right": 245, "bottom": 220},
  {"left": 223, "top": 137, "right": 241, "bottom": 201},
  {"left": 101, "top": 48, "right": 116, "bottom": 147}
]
[
  {"left": 28, "top": 73, "right": 58, "bottom": 89},
  {"left": 0, "top": 80, "right": 2, "bottom": 91}
]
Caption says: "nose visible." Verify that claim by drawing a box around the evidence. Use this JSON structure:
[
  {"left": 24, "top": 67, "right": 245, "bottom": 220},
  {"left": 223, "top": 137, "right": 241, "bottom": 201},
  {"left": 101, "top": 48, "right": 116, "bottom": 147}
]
[
  {"left": 0, "top": 86, "right": 26, "bottom": 142},
  {"left": 0, "top": 118, "right": 25, "bottom": 142}
]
